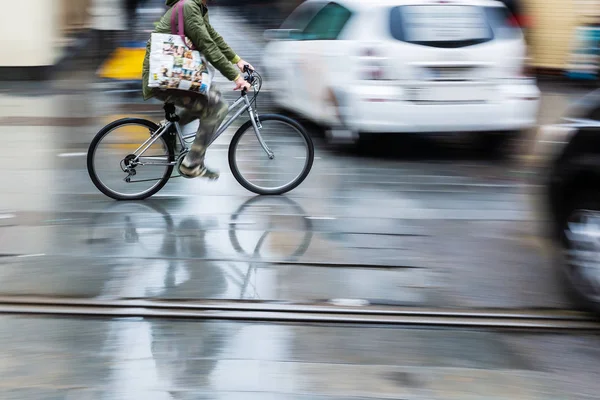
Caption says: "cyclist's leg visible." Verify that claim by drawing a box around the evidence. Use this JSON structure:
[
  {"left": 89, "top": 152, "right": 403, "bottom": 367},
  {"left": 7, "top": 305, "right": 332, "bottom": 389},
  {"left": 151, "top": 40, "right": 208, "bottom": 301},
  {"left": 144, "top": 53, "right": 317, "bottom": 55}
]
[
  {"left": 154, "top": 88, "right": 227, "bottom": 178},
  {"left": 180, "top": 87, "right": 229, "bottom": 179}
]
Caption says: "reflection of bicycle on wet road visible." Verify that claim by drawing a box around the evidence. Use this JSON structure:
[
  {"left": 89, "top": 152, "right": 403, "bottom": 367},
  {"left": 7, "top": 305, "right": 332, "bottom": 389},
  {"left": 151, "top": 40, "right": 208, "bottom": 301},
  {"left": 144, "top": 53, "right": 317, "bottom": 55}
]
[
  {"left": 227, "top": 195, "right": 313, "bottom": 298},
  {"left": 86, "top": 196, "right": 313, "bottom": 299},
  {"left": 228, "top": 195, "right": 313, "bottom": 261}
]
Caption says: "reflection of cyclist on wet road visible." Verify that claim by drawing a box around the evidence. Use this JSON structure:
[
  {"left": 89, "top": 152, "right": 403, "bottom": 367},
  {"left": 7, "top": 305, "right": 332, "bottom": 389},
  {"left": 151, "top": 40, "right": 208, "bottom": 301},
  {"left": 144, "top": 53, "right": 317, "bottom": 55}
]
[
  {"left": 150, "top": 318, "right": 228, "bottom": 393},
  {"left": 87, "top": 196, "right": 313, "bottom": 299},
  {"left": 162, "top": 217, "right": 228, "bottom": 298}
]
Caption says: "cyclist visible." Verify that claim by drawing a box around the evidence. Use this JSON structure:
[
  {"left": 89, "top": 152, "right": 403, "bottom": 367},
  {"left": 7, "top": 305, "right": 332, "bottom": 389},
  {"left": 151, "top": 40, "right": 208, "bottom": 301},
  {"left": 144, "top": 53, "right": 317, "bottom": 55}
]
[{"left": 142, "top": 0, "right": 253, "bottom": 179}]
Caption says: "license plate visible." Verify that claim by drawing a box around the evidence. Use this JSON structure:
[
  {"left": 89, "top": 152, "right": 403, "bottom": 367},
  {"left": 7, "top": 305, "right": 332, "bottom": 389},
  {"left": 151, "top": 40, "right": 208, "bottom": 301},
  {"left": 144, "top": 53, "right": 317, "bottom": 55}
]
[
  {"left": 407, "top": 86, "right": 490, "bottom": 102},
  {"left": 425, "top": 67, "right": 472, "bottom": 81}
]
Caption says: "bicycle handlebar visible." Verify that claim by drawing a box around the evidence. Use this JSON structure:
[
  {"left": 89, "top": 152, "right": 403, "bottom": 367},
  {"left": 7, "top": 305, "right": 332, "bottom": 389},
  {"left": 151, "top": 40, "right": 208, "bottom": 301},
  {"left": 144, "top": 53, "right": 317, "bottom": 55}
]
[{"left": 241, "top": 65, "right": 256, "bottom": 97}]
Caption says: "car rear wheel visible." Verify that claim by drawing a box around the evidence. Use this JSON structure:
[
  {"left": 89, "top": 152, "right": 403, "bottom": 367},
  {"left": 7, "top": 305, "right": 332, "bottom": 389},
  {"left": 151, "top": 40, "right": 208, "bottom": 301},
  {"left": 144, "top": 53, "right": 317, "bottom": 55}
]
[{"left": 560, "top": 188, "right": 600, "bottom": 313}]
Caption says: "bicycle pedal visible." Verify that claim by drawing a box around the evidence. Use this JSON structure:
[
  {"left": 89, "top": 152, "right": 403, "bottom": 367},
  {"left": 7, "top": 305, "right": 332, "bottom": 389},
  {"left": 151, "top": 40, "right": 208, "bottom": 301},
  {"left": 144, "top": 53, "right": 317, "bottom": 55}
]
[{"left": 177, "top": 166, "right": 196, "bottom": 180}]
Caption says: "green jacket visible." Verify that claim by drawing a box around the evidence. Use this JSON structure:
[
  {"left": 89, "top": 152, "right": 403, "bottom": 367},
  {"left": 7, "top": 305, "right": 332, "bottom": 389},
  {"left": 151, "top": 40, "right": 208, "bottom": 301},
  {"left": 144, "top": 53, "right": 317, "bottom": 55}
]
[{"left": 142, "top": 0, "right": 241, "bottom": 100}]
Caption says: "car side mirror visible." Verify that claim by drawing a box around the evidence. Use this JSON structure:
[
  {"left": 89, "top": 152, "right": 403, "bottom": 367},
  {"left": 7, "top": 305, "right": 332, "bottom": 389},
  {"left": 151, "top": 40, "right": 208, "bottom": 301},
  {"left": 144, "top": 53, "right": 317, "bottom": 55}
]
[{"left": 264, "top": 29, "right": 303, "bottom": 41}]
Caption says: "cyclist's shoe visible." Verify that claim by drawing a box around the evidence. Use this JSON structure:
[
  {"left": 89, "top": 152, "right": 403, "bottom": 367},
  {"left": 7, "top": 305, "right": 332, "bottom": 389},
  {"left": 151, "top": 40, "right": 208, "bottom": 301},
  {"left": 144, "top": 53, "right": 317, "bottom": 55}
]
[{"left": 179, "top": 162, "right": 220, "bottom": 180}]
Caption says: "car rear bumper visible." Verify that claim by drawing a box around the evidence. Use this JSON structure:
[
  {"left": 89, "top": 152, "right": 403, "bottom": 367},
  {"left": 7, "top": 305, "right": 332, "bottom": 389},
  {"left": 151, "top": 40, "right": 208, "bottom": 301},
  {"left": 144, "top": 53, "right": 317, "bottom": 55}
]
[{"left": 334, "top": 81, "right": 540, "bottom": 134}]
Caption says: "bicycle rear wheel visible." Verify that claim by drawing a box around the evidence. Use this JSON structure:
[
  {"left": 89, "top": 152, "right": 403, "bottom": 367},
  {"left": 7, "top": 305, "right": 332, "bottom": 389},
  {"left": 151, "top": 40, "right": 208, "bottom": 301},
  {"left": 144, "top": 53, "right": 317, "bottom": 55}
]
[
  {"left": 229, "top": 114, "right": 314, "bottom": 195},
  {"left": 87, "top": 118, "right": 175, "bottom": 200}
]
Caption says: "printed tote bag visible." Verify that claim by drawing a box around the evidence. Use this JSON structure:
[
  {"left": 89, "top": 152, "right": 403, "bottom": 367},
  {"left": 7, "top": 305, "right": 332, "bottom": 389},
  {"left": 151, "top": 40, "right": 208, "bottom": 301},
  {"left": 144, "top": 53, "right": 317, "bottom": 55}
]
[{"left": 148, "top": 0, "right": 212, "bottom": 94}]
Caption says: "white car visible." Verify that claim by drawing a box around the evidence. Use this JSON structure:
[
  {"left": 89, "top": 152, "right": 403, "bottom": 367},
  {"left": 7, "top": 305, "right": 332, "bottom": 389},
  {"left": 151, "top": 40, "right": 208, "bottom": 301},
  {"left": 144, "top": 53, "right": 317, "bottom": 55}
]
[{"left": 262, "top": 0, "right": 540, "bottom": 150}]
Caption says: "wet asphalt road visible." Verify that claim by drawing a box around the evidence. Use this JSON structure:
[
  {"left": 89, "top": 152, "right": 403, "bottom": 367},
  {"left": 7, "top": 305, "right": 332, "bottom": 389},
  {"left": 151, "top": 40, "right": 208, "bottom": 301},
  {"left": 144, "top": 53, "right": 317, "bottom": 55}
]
[
  {"left": 1, "top": 315, "right": 600, "bottom": 400},
  {"left": 1, "top": 5, "right": 599, "bottom": 399},
  {"left": 0, "top": 78, "right": 586, "bottom": 309}
]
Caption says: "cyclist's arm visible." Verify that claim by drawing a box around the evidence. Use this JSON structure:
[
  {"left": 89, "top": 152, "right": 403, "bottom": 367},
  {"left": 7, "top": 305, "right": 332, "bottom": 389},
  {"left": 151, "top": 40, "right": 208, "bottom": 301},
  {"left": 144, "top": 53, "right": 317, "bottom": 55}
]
[
  {"left": 205, "top": 15, "right": 241, "bottom": 65},
  {"left": 183, "top": 4, "right": 240, "bottom": 81}
]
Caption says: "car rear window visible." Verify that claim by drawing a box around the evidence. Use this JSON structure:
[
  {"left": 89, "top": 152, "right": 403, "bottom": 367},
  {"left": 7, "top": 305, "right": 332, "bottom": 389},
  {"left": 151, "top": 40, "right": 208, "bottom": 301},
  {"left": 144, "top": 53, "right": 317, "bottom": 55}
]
[
  {"left": 484, "top": 6, "right": 522, "bottom": 40},
  {"left": 389, "top": 5, "right": 520, "bottom": 48}
]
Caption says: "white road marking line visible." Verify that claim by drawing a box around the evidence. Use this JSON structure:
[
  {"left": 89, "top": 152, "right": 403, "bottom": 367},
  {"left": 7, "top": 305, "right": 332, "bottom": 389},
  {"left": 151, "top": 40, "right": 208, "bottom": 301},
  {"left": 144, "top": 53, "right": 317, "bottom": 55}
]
[
  {"left": 329, "top": 299, "right": 370, "bottom": 307},
  {"left": 16, "top": 253, "right": 46, "bottom": 258},
  {"left": 58, "top": 152, "right": 87, "bottom": 158},
  {"left": 305, "top": 216, "right": 337, "bottom": 220}
]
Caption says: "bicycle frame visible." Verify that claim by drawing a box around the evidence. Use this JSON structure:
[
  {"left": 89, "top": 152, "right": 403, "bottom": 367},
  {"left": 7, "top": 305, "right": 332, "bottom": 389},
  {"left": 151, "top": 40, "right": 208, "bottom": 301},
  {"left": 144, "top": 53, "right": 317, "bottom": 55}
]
[{"left": 131, "top": 94, "right": 273, "bottom": 167}]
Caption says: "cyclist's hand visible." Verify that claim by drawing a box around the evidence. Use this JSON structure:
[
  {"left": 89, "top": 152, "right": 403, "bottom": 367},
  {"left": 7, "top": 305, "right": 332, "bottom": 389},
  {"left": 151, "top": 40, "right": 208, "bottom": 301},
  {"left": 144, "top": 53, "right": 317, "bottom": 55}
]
[
  {"left": 236, "top": 59, "right": 254, "bottom": 73},
  {"left": 234, "top": 76, "right": 251, "bottom": 92}
]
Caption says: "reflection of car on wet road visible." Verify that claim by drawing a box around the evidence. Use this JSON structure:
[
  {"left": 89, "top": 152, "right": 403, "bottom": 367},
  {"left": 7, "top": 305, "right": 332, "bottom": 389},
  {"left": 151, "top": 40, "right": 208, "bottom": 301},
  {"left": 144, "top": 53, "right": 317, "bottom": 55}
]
[
  {"left": 262, "top": 0, "right": 540, "bottom": 152},
  {"left": 537, "top": 89, "right": 600, "bottom": 313}
]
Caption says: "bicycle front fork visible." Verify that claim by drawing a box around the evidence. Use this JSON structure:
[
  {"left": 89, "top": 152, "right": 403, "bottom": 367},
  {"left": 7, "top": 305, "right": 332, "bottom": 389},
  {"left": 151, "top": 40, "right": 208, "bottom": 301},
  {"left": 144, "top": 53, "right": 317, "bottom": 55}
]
[{"left": 248, "top": 108, "right": 274, "bottom": 159}]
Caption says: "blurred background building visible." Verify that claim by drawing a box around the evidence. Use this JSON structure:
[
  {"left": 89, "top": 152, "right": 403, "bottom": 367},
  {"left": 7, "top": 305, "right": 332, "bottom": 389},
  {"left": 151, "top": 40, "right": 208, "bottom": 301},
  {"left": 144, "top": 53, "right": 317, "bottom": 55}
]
[
  {"left": 524, "top": 0, "right": 600, "bottom": 78},
  {"left": 0, "top": 0, "right": 80, "bottom": 80},
  {"left": 0, "top": 0, "right": 126, "bottom": 80},
  {"left": 0, "top": 0, "right": 599, "bottom": 81}
]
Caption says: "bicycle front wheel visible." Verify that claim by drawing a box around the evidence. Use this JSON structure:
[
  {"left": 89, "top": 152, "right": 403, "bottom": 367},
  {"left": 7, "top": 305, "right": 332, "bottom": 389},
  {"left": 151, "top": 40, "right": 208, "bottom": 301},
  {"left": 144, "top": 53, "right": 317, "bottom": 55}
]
[
  {"left": 229, "top": 114, "right": 314, "bottom": 195},
  {"left": 87, "top": 118, "right": 175, "bottom": 200}
]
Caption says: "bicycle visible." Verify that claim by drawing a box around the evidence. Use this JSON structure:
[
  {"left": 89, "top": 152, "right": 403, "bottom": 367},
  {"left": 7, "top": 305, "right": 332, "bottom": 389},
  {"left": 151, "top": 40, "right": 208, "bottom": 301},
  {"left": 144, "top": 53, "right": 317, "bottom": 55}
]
[{"left": 87, "top": 68, "right": 315, "bottom": 200}]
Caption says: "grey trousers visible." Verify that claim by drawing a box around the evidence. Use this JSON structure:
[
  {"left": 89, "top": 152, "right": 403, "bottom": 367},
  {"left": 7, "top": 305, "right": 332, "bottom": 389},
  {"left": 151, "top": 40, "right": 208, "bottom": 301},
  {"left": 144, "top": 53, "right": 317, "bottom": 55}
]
[{"left": 154, "top": 87, "right": 229, "bottom": 166}]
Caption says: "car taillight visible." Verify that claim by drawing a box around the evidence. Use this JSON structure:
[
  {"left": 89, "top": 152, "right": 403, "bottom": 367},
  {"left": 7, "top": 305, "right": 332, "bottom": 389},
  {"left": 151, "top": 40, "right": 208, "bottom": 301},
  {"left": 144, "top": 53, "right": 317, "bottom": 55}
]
[
  {"left": 507, "top": 14, "right": 533, "bottom": 29},
  {"left": 359, "top": 47, "right": 388, "bottom": 81},
  {"left": 507, "top": 14, "right": 520, "bottom": 27}
]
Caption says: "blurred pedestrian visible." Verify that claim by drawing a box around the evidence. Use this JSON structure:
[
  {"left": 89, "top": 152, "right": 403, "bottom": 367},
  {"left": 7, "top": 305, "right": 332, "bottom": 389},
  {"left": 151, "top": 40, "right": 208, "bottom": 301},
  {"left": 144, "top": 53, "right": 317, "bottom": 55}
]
[
  {"left": 124, "top": 0, "right": 148, "bottom": 31},
  {"left": 142, "top": 0, "right": 254, "bottom": 179},
  {"left": 90, "top": 0, "right": 126, "bottom": 61}
]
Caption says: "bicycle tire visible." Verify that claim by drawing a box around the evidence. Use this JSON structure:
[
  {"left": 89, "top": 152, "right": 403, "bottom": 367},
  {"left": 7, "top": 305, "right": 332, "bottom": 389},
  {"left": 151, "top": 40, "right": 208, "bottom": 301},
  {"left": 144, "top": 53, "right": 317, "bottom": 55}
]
[
  {"left": 228, "top": 114, "right": 314, "bottom": 195},
  {"left": 87, "top": 118, "right": 175, "bottom": 201}
]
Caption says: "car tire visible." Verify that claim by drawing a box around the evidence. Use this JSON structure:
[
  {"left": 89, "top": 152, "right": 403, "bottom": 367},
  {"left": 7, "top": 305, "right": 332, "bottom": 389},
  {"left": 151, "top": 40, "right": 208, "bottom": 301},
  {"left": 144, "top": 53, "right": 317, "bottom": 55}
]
[{"left": 559, "top": 188, "right": 600, "bottom": 313}]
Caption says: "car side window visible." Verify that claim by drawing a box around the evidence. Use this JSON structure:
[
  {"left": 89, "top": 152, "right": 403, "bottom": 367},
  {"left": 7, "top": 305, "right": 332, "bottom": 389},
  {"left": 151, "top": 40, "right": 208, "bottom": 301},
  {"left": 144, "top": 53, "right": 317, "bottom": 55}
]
[
  {"left": 302, "top": 2, "right": 352, "bottom": 40},
  {"left": 280, "top": 2, "right": 326, "bottom": 32}
]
